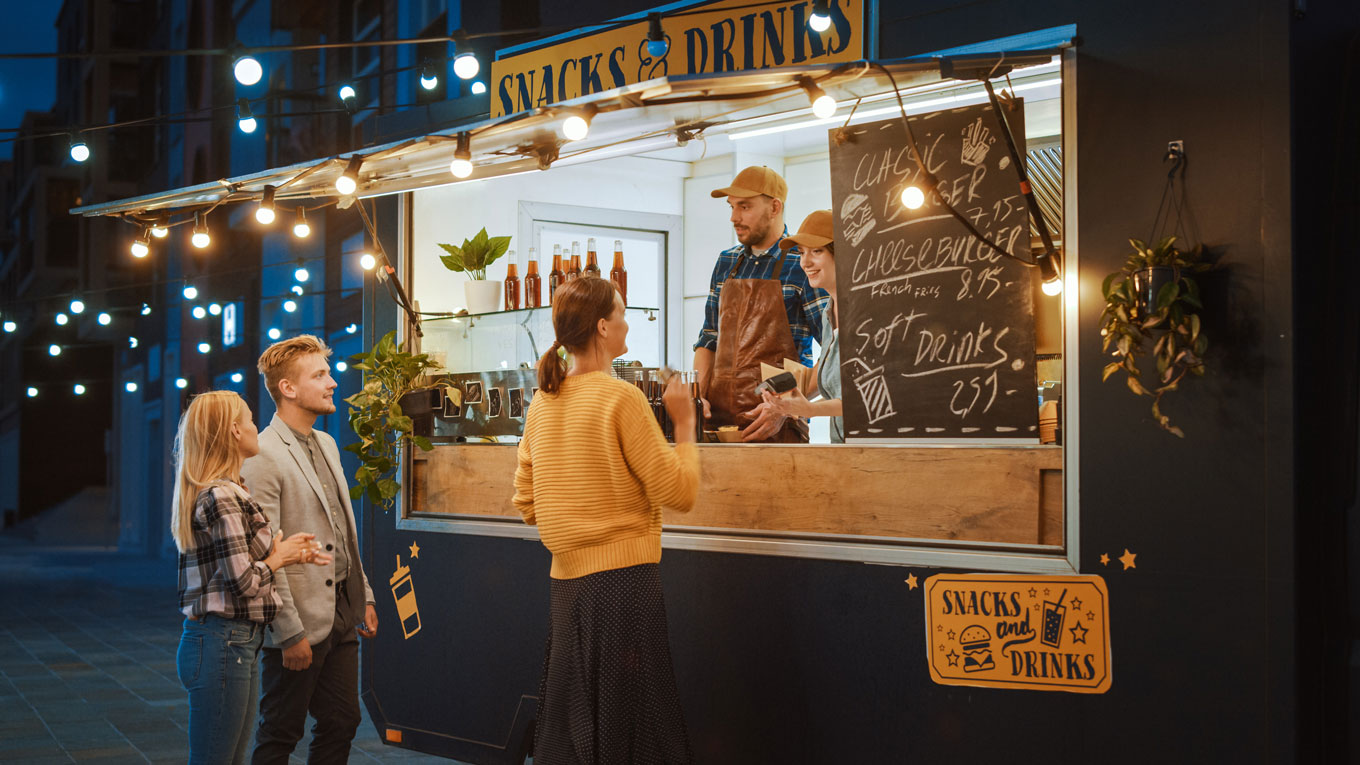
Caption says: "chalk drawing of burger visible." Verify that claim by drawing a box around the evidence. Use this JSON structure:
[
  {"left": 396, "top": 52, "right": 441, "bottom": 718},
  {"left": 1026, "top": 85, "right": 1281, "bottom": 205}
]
[
  {"left": 840, "top": 192, "right": 876, "bottom": 247},
  {"left": 958, "top": 625, "right": 995, "bottom": 673}
]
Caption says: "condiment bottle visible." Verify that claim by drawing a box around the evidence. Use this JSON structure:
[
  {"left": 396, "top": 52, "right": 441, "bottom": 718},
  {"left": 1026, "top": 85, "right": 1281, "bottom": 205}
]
[
  {"left": 609, "top": 239, "right": 627, "bottom": 304},
  {"left": 549, "top": 245, "right": 565, "bottom": 303},
  {"left": 584, "top": 237, "right": 602, "bottom": 277},
  {"left": 524, "top": 248, "right": 542, "bottom": 308}
]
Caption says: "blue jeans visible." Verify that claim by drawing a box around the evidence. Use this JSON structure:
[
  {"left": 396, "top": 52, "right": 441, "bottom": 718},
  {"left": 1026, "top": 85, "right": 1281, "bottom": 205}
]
[{"left": 177, "top": 615, "right": 266, "bottom": 765}]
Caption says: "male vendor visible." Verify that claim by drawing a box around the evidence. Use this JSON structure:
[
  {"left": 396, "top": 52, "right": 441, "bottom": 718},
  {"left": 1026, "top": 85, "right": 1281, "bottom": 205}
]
[{"left": 693, "top": 166, "right": 828, "bottom": 442}]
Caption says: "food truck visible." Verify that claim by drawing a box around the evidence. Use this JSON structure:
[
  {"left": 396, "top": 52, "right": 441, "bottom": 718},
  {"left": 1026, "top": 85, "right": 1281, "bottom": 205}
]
[{"left": 73, "top": 0, "right": 1355, "bottom": 761}]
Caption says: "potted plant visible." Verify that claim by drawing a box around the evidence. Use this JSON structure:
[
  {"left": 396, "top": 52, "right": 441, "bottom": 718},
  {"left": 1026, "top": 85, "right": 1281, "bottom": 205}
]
[
  {"left": 1099, "top": 236, "right": 1210, "bottom": 437},
  {"left": 437, "top": 228, "right": 512, "bottom": 315},
  {"left": 343, "top": 331, "right": 454, "bottom": 511}
]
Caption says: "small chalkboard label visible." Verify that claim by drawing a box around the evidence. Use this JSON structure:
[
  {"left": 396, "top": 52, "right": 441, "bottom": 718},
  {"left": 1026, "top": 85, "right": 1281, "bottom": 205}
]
[{"left": 829, "top": 100, "right": 1040, "bottom": 442}]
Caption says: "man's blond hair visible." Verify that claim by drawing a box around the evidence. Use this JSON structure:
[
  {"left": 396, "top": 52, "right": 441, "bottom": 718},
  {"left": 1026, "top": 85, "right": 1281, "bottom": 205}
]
[{"left": 258, "top": 334, "right": 332, "bottom": 403}]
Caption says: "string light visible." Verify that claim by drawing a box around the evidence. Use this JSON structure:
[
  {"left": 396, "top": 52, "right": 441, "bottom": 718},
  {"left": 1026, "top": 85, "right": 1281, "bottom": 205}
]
[
  {"left": 233, "top": 55, "right": 263, "bottom": 86},
  {"left": 150, "top": 222, "right": 168, "bottom": 238},
  {"left": 69, "top": 299, "right": 85, "bottom": 314},
  {"left": 128, "top": 336, "right": 139, "bottom": 348},
  {"left": 453, "top": 52, "right": 479, "bottom": 80},
  {"left": 335, "top": 156, "right": 362, "bottom": 195},
  {"left": 130, "top": 234, "right": 150, "bottom": 258},
  {"left": 255, "top": 184, "right": 276, "bottom": 224},
  {"left": 291, "top": 285, "right": 304, "bottom": 296},
  {"left": 26, "top": 387, "right": 38, "bottom": 398},
  {"left": 48, "top": 344, "right": 61, "bottom": 356},
  {"left": 3, "top": 321, "right": 15, "bottom": 332},
  {"left": 339, "top": 84, "right": 356, "bottom": 101},
  {"left": 267, "top": 327, "right": 281, "bottom": 340},
  {"left": 335, "top": 361, "right": 348, "bottom": 372},
  {"left": 809, "top": 0, "right": 832, "bottom": 32},
  {"left": 176, "top": 377, "right": 188, "bottom": 389},
  {"left": 449, "top": 131, "right": 473, "bottom": 178},
  {"left": 55, "top": 313, "right": 68, "bottom": 326},
  {"left": 798, "top": 76, "right": 836, "bottom": 119},
  {"left": 125, "top": 382, "right": 138, "bottom": 393},
  {"left": 230, "top": 372, "right": 243, "bottom": 383},
  {"left": 470, "top": 81, "right": 487, "bottom": 95},
  {"left": 192, "top": 306, "right": 207, "bottom": 319},
  {"left": 69, "top": 139, "right": 89, "bottom": 163},
  {"left": 900, "top": 186, "right": 925, "bottom": 209},
  {"left": 197, "top": 341, "right": 211, "bottom": 354},
  {"left": 561, "top": 108, "right": 593, "bottom": 141},
  {"left": 293, "top": 207, "right": 310, "bottom": 238},
  {"left": 97, "top": 312, "right": 111, "bottom": 325},
  {"left": 208, "top": 302, "right": 221, "bottom": 315},
  {"left": 294, "top": 263, "right": 310, "bottom": 282},
  {"left": 420, "top": 65, "right": 438, "bottom": 90},
  {"left": 1038, "top": 254, "right": 1063, "bottom": 296},
  {"left": 346, "top": 324, "right": 358, "bottom": 334},
  {"left": 283, "top": 299, "right": 297, "bottom": 313},
  {"left": 141, "top": 303, "right": 152, "bottom": 316},
  {"left": 73, "top": 384, "right": 86, "bottom": 395},
  {"left": 237, "top": 98, "right": 257, "bottom": 134},
  {"left": 646, "top": 13, "right": 669, "bottom": 57},
  {"left": 359, "top": 253, "right": 376, "bottom": 270},
  {"left": 191, "top": 212, "right": 211, "bottom": 249},
  {"left": 183, "top": 285, "right": 198, "bottom": 300}
]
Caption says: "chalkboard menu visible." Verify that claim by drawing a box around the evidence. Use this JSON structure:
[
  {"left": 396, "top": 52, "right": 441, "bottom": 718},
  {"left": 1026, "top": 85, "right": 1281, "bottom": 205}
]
[{"left": 828, "top": 100, "right": 1039, "bottom": 442}]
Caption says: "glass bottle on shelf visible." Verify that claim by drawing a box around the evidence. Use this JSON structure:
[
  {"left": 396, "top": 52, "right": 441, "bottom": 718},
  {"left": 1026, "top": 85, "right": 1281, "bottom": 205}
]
[
  {"left": 549, "top": 244, "right": 565, "bottom": 303},
  {"left": 568, "top": 241, "right": 582, "bottom": 281},
  {"left": 504, "top": 256, "right": 521, "bottom": 311},
  {"left": 524, "top": 248, "right": 542, "bottom": 308},
  {"left": 584, "top": 237, "right": 602, "bottom": 277},
  {"left": 609, "top": 239, "right": 628, "bottom": 303}
]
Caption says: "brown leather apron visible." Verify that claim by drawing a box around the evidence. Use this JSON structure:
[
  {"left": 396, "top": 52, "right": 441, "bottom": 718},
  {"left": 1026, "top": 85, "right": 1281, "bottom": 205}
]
[{"left": 707, "top": 248, "right": 809, "bottom": 444}]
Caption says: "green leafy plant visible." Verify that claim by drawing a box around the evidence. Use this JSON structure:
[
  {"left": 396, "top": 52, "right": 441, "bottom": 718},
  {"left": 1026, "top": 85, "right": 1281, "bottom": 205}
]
[
  {"left": 1099, "top": 236, "right": 1210, "bottom": 437},
  {"left": 437, "top": 227, "right": 512, "bottom": 281},
  {"left": 343, "top": 331, "right": 450, "bottom": 510}
]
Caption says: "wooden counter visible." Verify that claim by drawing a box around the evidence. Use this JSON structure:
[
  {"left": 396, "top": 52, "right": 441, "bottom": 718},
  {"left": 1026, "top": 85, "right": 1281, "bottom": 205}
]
[{"left": 412, "top": 444, "right": 1063, "bottom": 546}]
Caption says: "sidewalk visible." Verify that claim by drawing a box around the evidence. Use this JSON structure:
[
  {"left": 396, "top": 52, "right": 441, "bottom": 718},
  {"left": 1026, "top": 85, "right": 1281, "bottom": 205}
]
[{"left": 0, "top": 541, "right": 460, "bottom": 764}]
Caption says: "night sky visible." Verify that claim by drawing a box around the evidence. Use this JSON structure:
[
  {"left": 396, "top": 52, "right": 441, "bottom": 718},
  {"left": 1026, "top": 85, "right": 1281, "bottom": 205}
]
[{"left": 0, "top": 4, "right": 60, "bottom": 160}]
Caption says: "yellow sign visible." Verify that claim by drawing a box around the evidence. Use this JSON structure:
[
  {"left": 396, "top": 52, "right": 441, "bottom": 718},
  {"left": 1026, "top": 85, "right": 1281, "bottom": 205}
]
[
  {"left": 490, "top": 0, "right": 866, "bottom": 117},
  {"left": 924, "top": 574, "right": 1112, "bottom": 694}
]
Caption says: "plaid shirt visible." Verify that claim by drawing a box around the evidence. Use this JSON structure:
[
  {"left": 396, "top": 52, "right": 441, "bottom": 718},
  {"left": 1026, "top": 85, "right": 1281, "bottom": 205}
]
[
  {"left": 178, "top": 482, "right": 282, "bottom": 623},
  {"left": 693, "top": 233, "right": 829, "bottom": 367}
]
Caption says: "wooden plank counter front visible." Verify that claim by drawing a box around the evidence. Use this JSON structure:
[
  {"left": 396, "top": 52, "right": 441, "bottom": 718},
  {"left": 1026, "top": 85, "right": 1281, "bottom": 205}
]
[{"left": 411, "top": 444, "right": 1063, "bottom": 546}]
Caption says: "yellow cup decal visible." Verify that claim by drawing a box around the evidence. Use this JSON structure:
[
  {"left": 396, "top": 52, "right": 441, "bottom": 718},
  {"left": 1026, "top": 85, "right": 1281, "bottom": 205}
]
[{"left": 924, "top": 574, "right": 1111, "bottom": 694}]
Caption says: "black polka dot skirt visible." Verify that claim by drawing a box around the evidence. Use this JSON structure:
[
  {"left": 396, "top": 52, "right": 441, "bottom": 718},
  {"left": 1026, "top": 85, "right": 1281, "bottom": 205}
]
[{"left": 533, "top": 563, "right": 693, "bottom": 765}]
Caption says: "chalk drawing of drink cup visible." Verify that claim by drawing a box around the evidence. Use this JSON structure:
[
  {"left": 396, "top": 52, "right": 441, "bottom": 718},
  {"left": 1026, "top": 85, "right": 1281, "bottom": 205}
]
[
  {"left": 852, "top": 363, "right": 897, "bottom": 425},
  {"left": 389, "top": 555, "right": 422, "bottom": 639},
  {"left": 1040, "top": 589, "right": 1068, "bottom": 648}
]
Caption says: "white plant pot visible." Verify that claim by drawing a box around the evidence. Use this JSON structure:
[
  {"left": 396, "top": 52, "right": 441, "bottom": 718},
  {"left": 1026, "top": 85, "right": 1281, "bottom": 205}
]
[{"left": 464, "top": 279, "right": 503, "bottom": 315}]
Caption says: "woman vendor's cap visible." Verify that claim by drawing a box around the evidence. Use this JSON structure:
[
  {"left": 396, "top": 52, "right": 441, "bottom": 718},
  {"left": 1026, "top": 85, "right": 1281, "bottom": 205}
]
[
  {"left": 710, "top": 165, "right": 787, "bottom": 202},
  {"left": 780, "top": 209, "right": 834, "bottom": 250}
]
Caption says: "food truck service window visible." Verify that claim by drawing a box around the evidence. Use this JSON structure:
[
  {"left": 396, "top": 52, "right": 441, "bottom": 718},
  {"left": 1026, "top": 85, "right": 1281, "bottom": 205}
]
[{"left": 398, "top": 49, "right": 1078, "bottom": 574}]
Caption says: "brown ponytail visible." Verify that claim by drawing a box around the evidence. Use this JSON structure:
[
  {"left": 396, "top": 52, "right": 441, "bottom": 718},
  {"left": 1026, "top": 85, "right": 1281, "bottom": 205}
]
[{"left": 536, "top": 276, "right": 619, "bottom": 394}]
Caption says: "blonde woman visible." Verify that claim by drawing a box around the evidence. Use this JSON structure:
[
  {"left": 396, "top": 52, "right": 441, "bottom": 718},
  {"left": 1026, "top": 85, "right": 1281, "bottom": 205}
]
[{"left": 171, "top": 391, "right": 330, "bottom": 765}]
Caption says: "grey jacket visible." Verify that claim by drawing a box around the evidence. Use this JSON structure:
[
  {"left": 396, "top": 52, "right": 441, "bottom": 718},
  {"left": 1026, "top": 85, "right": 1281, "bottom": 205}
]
[{"left": 242, "top": 413, "right": 375, "bottom": 648}]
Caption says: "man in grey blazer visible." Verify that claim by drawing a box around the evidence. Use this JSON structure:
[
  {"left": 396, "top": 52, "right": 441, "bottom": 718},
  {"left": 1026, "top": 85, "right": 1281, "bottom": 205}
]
[{"left": 243, "top": 335, "right": 377, "bottom": 764}]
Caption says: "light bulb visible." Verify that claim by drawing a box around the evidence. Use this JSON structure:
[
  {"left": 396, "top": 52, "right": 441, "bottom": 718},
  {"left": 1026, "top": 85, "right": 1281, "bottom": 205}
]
[
  {"left": 420, "top": 68, "right": 438, "bottom": 90},
  {"left": 283, "top": 300, "right": 297, "bottom": 313},
  {"left": 208, "top": 303, "right": 221, "bottom": 316},
  {"left": 27, "top": 387, "right": 38, "bottom": 397},
  {"left": 292, "top": 207, "right": 310, "bottom": 238},
  {"left": 294, "top": 267, "right": 309, "bottom": 283},
  {"left": 69, "top": 142, "right": 90, "bottom": 162},
  {"left": 141, "top": 303, "right": 152, "bottom": 315},
  {"left": 69, "top": 299, "right": 84, "bottom": 314},
  {"left": 267, "top": 327, "right": 281, "bottom": 340},
  {"left": 453, "top": 53, "right": 479, "bottom": 80},
  {"left": 255, "top": 205, "right": 274, "bottom": 224},
  {"left": 197, "top": 342, "right": 211, "bottom": 354},
  {"left": 812, "top": 93, "right": 836, "bottom": 118},
  {"left": 128, "top": 336, "right": 139, "bottom": 348},
  {"left": 192, "top": 306, "right": 206, "bottom": 319},
  {"left": 125, "top": 382, "right": 138, "bottom": 393},
  {"left": 3, "top": 321, "right": 16, "bottom": 332},
  {"left": 449, "top": 157, "right": 473, "bottom": 178},
  {"left": 346, "top": 324, "right": 358, "bottom": 334},
  {"left": 335, "top": 174, "right": 356, "bottom": 196},
  {"left": 450, "top": 131, "right": 474, "bottom": 178},
  {"left": 131, "top": 238, "right": 150, "bottom": 257},
  {"left": 1041, "top": 278, "right": 1063, "bottom": 296},
  {"left": 233, "top": 55, "right": 263, "bottom": 86},
  {"left": 901, "top": 185, "right": 925, "bottom": 209},
  {"left": 191, "top": 231, "right": 210, "bottom": 248},
  {"left": 470, "top": 81, "right": 487, "bottom": 95},
  {"left": 646, "top": 13, "right": 669, "bottom": 57},
  {"left": 97, "top": 312, "right": 111, "bottom": 326},
  {"left": 74, "top": 384, "right": 86, "bottom": 395},
  {"left": 48, "top": 344, "right": 61, "bottom": 356},
  {"left": 335, "top": 361, "right": 348, "bottom": 373},
  {"left": 339, "top": 85, "right": 356, "bottom": 101},
  {"left": 290, "top": 285, "right": 304, "bottom": 296},
  {"left": 183, "top": 285, "right": 198, "bottom": 300},
  {"left": 55, "top": 313, "right": 68, "bottom": 326},
  {"left": 359, "top": 253, "right": 376, "bottom": 271},
  {"left": 150, "top": 224, "right": 168, "bottom": 238},
  {"left": 231, "top": 372, "right": 243, "bottom": 383},
  {"left": 176, "top": 377, "right": 188, "bottom": 389},
  {"left": 809, "top": 1, "right": 832, "bottom": 32},
  {"left": 238, "top": 116, "right": 257, "bottom": 134},
  {"left": 562, "top": 114, "right": 590, "bottom": 141}
]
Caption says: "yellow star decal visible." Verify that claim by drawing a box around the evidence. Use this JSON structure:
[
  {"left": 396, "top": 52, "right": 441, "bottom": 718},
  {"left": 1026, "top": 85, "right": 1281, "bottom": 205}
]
[
  {"left": 1119, "top": 548, "right": 1137, "bottom": 570},
  {"left": 409, "top": 541, "right": 421, "bottom": 559},
  {"left": 1069, "top": 622, "right": 1089, "bottom": 644},
  {"left": 905, "top": 573, "right": 918, "bottom": 590},
  {"left": 1099, "top": 553, "right": 1110, "bottom": 566}
]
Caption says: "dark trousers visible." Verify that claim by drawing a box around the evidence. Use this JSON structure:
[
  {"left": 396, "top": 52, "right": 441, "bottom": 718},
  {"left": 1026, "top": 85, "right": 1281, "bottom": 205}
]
[{"left": 251, "top": 602, "right": 360, "bottom": 764}]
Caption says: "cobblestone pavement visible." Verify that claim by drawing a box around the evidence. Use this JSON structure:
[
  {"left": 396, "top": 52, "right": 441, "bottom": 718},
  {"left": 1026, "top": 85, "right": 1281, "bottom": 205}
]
[{"left": 0, "top": 543, "right": 462, "bottom": 764}]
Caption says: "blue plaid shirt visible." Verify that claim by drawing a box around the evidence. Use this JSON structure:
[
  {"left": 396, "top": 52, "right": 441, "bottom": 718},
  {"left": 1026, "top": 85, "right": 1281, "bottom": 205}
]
[{"left": 693, "top": 233, "right": 829, "bottom": 367}]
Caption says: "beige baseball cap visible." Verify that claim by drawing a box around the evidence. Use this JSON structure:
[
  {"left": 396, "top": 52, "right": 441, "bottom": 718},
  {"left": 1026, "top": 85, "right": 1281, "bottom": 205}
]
[
  {"left": 780, "top": 209, "right": 834, "bottom": 250},
  {"left": 710, "top": 165, "right": 788, "bottom": 202}
]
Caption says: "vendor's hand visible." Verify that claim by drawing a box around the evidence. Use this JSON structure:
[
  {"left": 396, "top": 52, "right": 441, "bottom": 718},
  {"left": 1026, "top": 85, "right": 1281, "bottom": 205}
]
[
  {"left": 740, "top": 401, "right": 786, "bottom": 442},
  {"left": 281, "top": 639, "right": 313, "bottom": 671},
  {"left": 759, "top": 388, "right": 809, "bottom": 418},
  {"left": 699, "top": 397, "right": 711, "bottom": 419}
]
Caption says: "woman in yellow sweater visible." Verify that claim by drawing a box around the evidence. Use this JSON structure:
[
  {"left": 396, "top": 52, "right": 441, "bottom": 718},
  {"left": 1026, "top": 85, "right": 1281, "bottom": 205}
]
[{"left": 514, "top": 276, "right": 699, "bottom": 765}]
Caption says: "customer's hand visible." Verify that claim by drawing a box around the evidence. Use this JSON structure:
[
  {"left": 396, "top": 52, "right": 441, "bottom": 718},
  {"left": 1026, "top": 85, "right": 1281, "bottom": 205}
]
[
  {"left": 281, "top": 640, "right": 312, "bottom": 671},
  {"left": 268, "top": 532, "right": 330, "bottom": 569},
  {"left": 357, "top": 604, "right": 379, "bottom": 639},
  {"left": 662, "top": 378, "right": 696, "bottom": 441}
]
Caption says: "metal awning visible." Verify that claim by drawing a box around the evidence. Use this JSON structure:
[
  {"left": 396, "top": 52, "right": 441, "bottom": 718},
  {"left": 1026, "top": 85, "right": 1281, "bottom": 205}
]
[{"left": 71, "top": 52, "right": 1058, "bottom": 221}]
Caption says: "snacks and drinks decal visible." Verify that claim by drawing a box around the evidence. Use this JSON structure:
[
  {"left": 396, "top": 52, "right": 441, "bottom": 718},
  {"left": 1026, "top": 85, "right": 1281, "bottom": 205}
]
[
  {"left": 389, "top": 543, "right": 424, "bottom": 640},
  {"left": 923, "top": 574, "right": 1111, "bottom": 693}
]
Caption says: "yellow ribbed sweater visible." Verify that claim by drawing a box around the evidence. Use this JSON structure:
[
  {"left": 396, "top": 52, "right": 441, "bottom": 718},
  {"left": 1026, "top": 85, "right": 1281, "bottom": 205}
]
[{"left": 513, "top": 371, "right": 699, "bottom": 579}]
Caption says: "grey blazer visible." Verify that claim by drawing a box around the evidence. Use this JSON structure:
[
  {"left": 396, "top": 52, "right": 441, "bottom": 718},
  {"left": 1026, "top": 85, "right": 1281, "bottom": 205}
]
[{"left": 242, "top": 413, "right": 375, "bottom": 648}]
